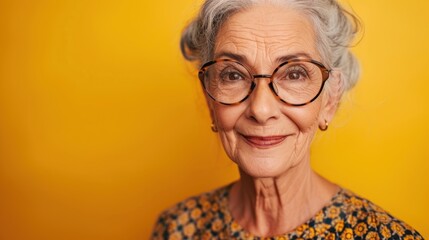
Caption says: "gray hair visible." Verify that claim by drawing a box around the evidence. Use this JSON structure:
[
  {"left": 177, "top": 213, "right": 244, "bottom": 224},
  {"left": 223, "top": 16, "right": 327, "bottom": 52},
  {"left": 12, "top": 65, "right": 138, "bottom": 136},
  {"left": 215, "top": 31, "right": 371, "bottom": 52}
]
[{"left": 180, "top": 0, "right": 362, "bottom": 92}]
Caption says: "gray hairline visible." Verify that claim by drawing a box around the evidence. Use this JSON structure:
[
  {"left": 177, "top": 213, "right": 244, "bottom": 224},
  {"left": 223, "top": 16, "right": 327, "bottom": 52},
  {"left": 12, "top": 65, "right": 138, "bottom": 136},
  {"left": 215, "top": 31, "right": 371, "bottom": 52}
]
[{"left": 204, "top": 1, "right": 332, "bottom": 65}]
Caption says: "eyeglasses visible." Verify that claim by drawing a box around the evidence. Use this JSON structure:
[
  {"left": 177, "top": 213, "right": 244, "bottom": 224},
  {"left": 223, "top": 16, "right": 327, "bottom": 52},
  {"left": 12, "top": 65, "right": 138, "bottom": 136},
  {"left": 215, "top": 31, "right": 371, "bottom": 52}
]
[{"left": 198, "top": 58, "right": 331, "bottom": 106}]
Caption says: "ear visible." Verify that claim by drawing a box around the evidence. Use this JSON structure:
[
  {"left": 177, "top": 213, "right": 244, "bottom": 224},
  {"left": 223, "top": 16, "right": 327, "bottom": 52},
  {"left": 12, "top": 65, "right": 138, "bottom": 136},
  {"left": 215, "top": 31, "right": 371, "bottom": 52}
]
[
  {"left": 319, "top": 71, "right": 343, "bottom": 127},
  {"left": 203, "top": 92, "right": 216, "bottom": 123}
]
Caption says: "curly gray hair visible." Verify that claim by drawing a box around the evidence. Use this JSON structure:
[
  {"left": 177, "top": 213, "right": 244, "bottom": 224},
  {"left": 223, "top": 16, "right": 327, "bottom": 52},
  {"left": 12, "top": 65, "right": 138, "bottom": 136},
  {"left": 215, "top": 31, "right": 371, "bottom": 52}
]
[{"left": 180, "top": 0, "right": 361, "bottom": 93}]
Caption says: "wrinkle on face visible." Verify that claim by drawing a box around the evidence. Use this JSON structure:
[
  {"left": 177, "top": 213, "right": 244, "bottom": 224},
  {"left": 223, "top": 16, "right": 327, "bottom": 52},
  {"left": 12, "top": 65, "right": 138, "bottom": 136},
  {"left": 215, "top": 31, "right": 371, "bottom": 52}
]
[{"left": 214, "top": 9, "right": 319, "bottom": 73}]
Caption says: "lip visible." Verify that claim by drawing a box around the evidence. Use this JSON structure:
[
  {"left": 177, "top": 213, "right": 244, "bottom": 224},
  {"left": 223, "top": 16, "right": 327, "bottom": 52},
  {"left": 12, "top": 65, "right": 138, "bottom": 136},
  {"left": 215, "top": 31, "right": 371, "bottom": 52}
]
[{"left": 241, "top": 134, "right": 287, "bottom": 148}]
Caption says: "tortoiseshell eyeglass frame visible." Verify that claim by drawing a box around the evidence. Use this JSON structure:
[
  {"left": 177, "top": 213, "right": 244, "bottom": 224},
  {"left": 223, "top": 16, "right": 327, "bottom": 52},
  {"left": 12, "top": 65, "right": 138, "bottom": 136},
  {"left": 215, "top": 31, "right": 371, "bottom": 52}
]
[{"left": 198, "top": 58, "right": 331, "bottom": 107}]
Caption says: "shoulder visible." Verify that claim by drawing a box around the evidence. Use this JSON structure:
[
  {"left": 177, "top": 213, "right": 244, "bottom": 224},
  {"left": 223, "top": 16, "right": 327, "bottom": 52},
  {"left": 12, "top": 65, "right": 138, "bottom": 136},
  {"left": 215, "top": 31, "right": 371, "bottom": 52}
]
[
  {"left": 331, "top": 188, "right": 424, "bottom": 239},
  {"left": 151, "top": 184, "right": 232, "bottom": 240}
]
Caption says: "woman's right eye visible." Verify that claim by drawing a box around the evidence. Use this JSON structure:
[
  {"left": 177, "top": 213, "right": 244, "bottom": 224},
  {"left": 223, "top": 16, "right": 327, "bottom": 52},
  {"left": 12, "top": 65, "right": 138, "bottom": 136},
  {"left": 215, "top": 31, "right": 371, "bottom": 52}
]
[{"left": 220, "top": 70, "right": 244, "bottom": 81}]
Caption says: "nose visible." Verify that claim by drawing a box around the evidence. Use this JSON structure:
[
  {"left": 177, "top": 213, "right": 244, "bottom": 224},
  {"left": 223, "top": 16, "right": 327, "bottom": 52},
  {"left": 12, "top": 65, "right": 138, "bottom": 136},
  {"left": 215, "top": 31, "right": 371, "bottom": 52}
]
[{"left": 246, "top": 77, "right": 281, "bottom": 124}]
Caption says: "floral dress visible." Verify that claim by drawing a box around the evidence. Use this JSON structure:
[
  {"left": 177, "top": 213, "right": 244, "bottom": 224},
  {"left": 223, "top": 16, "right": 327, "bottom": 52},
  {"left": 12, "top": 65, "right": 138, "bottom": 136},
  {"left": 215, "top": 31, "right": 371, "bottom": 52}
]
[{"left": 151, "top": 184, "right": 423, "bottom": 240}]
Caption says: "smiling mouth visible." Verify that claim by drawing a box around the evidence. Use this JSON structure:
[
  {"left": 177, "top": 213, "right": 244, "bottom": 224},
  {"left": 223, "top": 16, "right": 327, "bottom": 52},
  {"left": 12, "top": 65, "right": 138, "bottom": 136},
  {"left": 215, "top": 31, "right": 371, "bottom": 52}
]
[{"left": 242, "top": 135, "right": 287, "bottom": 148}]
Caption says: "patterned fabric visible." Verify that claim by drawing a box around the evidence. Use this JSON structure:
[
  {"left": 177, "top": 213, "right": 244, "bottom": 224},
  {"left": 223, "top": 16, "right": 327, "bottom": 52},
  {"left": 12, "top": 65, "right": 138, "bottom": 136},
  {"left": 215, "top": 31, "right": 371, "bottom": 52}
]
[{"left": 151, "top": 184, "right": 423, "bottom": 240}]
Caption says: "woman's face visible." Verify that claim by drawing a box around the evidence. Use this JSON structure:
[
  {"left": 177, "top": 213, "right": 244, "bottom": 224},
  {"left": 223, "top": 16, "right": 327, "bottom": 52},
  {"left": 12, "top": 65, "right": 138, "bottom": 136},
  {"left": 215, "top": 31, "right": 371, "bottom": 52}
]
[{"left": 208, "top": 4, "right": 340, "bottom": 178}]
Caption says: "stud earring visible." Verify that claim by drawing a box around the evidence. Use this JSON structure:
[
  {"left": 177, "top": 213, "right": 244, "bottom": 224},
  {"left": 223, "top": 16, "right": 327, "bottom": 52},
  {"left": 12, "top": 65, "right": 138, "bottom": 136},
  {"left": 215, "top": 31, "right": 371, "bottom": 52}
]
[
  {"left": 211, "top": 123, "right": 218, "bottom": 132},
  {"left": 319, "top": 120, "right": 329, "bottom": 131}
]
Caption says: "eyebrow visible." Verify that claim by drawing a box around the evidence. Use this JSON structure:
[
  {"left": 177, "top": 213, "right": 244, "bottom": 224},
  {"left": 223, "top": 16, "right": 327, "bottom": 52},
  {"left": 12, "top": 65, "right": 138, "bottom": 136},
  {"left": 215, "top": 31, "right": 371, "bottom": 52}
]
[{"left": 213, "top": 51, "right": 314, "bottom": 64}]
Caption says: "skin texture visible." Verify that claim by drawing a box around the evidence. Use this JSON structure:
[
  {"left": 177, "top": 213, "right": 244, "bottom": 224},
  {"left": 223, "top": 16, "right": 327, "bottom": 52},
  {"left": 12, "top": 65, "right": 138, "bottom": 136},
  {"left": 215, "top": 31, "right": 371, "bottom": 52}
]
[{"left": 207, "top": 3, "right": 344, "bottom": 236}]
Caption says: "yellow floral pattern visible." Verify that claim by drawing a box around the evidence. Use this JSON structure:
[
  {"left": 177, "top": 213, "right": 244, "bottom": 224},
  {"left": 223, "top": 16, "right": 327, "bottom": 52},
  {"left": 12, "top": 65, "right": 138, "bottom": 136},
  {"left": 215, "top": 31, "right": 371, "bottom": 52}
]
[{"left": 151, "top": 184, "right": 423, "bottom": 239}]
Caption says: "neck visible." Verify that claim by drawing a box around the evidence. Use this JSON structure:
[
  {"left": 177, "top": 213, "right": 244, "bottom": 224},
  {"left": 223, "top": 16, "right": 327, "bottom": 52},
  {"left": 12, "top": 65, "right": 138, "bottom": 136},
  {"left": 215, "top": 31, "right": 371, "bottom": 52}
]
[{"left": 228, "top": 157, "right": 338, "bottom": 237}]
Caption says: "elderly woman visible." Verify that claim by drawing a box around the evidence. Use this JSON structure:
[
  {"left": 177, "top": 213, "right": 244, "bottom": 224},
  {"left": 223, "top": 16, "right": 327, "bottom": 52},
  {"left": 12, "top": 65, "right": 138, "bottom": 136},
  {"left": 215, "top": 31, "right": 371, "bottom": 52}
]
[{"left": 152, "top": 0, "right": 423, "bottom": 239}]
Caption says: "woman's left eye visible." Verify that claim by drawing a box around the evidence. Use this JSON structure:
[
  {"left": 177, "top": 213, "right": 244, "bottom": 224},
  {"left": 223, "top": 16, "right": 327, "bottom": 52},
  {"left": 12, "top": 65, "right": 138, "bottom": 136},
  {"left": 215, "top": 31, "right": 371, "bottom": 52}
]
[
  {"left": 284, "top": 67, "right": 308, "bottom": 81},
  {"left": 287, "top": 71, "right": 302, "bottom": 80}
]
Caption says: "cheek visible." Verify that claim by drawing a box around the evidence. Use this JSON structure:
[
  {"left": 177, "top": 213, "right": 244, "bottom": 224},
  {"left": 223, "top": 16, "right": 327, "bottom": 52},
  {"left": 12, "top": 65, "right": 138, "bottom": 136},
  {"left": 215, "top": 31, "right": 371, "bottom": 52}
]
[
  {"left": 211, "top": 105, "right": 245, "bottom": 131},
  {"left": 284, "top": 102, "right": 322, "bottom": 132}
]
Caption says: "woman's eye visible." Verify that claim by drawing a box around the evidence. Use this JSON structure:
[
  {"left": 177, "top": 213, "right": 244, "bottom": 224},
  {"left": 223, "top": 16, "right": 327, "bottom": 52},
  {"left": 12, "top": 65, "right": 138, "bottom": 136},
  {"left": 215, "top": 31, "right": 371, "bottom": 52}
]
[
  {"left": 220, "top": 71, "right": 244, "bottom": 81},
  {"left": 288, "top": 71, "right": 302, "bottom": 80},
  {"left": 229, "top": 72, "right": 243, "bottom": 80},
  {"left": 284, "top": 67, "right": 308, "bottom": 81}
]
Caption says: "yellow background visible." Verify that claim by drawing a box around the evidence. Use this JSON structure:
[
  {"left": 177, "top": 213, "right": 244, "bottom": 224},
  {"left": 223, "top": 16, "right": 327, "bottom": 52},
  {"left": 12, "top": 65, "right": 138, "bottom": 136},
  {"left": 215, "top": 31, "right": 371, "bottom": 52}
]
[{"left": 0, "top": 0, "right": 428, "bottom": 239}]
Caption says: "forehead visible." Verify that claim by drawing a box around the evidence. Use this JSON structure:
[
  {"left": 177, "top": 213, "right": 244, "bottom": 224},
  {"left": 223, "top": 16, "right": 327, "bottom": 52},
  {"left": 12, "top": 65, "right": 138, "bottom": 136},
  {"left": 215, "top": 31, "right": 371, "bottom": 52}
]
[{"left": 214, "top": 4, "right": 319, "bottom": 66}]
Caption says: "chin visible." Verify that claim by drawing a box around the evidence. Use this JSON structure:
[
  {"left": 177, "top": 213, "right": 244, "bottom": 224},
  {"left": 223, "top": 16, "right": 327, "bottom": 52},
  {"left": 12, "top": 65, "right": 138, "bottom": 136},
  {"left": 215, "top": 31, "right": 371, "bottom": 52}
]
[{"left": 235, "top": 154, "right": 294, "bottom": 178}]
